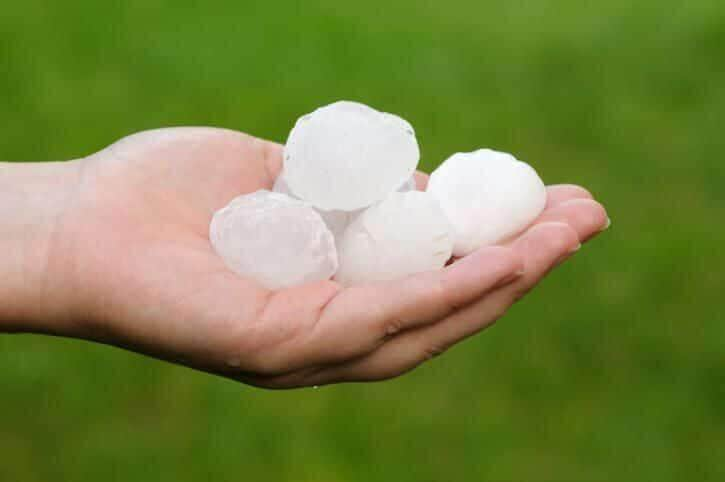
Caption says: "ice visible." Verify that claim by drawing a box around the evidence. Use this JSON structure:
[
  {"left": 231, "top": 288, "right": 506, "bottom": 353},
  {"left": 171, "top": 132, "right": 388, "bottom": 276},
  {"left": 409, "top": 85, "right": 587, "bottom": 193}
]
[
  {"left": 318, "top": 209, "right": 359, "bottom": 240},
  {"left": 283, "top": 100, "right": 419, "bottom": 211},
  {"left": 210, "top": 190, "right": 338, "bottom": 289},
  {"left": 272, "top": 173, "right": 292, "bottom": 196},
  {"left": 273, "top": 170, "right": 361, "bottom": 239},
  {"left": 334, "top": 191, "right": 453, "bottom": 286},
  {"left": 427, "top": 149, "right": 547, "bottom": 256},
  {"left": 397, "top": 175, "right": 417, "bottom": 192}
]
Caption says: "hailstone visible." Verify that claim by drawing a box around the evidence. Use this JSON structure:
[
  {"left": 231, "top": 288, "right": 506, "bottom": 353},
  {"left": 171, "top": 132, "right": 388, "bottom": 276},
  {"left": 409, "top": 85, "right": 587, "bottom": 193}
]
[
  {"left": 427, "top": 149, "right": 547, "bottom": 256},
  {"left": 210, "top": 190, "right": 338, "bottom": 289},
  {"left": 283, "top": 101, "right": 419, "bottom": 211},
  {"left": 272, "top": 173, "right": 292, "bottom": 197},
  {"left": 274, "top": 171, "right": 416, "bottom": 198},
  {"left": 273, "top": 171, "right": 417, "bottom": 240},
  {"left": 334, "top": 191, "right": 453, "bottom": 286},
  {"left": 397, "top": 175, "right": 418, "bottom": 192}
]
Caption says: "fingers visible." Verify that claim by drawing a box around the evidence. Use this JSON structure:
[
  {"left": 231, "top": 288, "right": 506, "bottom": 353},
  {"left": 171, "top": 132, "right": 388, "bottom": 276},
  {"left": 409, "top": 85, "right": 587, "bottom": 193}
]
[
  {"left": 499, "top": 194, "right": 607, "bottom": 249},
  {"left": 545, "top": 184, "right": 593, "bottom": 208},
  {"left": 265, "top": 246, "right": 523, "bottom": 371},
  {"left": 533, "top": 198, "right": 609, "bottom": 243},
  {"left": 298, "top": 221, "right": 580, "bottom": 386},
  {"left": 237, "top": 222, "right": 580, "bottom": 389},
  {"left": 232, "top": 247, "right": 521, "bottom": 377},
  {"left": 236, "top": 181, "right": 608, "bottom": 386}
]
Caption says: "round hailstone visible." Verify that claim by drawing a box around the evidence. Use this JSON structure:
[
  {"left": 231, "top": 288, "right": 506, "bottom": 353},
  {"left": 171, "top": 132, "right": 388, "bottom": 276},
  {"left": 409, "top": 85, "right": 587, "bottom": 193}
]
[
  {"left": 210, "top": 190, "right": 338, "bottom": 289},
  {"left": 427, "top": 149, "right": 547, "bottom": 256},
  {"left": 283, "top": 100, "right": 420, "bottom": 211},
  {"left": 334, "top": 191, "right": 453, "bottom": 286}
]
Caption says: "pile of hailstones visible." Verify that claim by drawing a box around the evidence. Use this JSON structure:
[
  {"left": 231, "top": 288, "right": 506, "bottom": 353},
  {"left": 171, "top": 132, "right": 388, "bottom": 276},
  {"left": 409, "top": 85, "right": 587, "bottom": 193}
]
[{"left": 210, "top": 101, "right": 547, "bottom": 289}]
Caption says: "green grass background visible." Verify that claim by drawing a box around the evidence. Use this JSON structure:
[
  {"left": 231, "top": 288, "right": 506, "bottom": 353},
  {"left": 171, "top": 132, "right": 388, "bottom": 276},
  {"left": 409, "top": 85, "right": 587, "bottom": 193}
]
[{"left": 2, "top": 1, "right": 724, "bottom": 480}]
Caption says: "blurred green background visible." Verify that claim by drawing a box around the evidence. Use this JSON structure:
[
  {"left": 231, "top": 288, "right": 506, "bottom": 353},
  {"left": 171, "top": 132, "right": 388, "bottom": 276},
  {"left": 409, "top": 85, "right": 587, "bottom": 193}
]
[{"left": 2, "top": 1, "right": 724, "bottom": 480}]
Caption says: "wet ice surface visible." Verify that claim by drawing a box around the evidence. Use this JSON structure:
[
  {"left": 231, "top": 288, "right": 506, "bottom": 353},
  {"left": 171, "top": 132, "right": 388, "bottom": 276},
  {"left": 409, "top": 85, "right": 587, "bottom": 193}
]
[
  {"left": 210, "top": 190, "right": 338, "bottom": 289},
  {"left": 427, "top": 149, "right": 547, "bottom": 256},
  {"left": 335, "top": 191, "right": 453, "bottom": 286},
  {"left": 283, "top": 101, "right": 419, "bottom": 211}
]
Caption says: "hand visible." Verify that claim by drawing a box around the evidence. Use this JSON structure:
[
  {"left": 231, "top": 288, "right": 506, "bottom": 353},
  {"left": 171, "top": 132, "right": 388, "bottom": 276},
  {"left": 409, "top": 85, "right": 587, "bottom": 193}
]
[{"left": 8, "top": 128, "right": 609, "bottom": 388}]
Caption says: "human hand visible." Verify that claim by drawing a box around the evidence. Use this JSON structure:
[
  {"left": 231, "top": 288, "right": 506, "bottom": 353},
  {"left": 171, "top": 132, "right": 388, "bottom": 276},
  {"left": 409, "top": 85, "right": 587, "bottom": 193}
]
[{"left": 3, "top": 128, "right": 608, "bottom": 388}]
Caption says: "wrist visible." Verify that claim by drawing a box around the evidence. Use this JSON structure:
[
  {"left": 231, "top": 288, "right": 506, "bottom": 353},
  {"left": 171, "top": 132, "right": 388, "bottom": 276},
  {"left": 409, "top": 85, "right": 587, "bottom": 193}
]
[{"left": 0, "top": 160, "right": 85, "bottom": 334}]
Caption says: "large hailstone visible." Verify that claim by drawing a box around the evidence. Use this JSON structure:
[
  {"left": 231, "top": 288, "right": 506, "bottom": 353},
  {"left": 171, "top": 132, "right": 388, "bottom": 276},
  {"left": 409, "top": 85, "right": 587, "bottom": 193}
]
[
  {"left": 273, "top": 171, "right": 417, "bottom": 240},
  {"left": 283, "top": 101, "right": 419, "bottom": 211},
  {"left": 334, "top": 191, "right": 453, "bottom": 286},
  {"left": 427, "top": 149, "right": 547, "bottom": 256},
  {"left": 210, "top": 190, "right": 338, "bottom": 289}
]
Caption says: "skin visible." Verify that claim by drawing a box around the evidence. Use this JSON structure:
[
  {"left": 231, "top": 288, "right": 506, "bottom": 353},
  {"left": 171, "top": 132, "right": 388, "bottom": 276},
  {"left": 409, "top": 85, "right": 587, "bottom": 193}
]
[{"left": 0, "top": 127, "right": 609, "bottom": 389}]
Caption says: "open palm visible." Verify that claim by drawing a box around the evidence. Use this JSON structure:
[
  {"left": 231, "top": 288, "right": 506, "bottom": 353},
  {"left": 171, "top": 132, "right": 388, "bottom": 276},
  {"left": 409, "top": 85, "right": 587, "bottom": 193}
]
[{"left": 56, "top": 127, "right": 607, "bottom": 388}]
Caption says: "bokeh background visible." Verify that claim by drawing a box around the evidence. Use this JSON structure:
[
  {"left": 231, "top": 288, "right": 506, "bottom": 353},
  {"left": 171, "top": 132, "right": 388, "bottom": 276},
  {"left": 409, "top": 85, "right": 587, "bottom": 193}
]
[{"left": 2, "top": 1, "right": 724, "bottom": 480}]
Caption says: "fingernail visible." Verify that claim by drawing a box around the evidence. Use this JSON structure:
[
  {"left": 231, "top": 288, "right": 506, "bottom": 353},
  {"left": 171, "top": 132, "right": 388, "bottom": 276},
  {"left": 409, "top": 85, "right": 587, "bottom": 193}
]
[
  {"left": 601, "top": 217, "right": 611, "bottom": 231},
  {"left": 570, "top": 243, "right": 582, "bottom": 253}
]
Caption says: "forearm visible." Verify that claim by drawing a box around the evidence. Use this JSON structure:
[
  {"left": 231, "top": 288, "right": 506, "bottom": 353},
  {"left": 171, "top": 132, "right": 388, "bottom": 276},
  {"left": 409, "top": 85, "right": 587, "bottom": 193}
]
[{"left": 0, "top": 161, "right": 83, "bottom": 333}]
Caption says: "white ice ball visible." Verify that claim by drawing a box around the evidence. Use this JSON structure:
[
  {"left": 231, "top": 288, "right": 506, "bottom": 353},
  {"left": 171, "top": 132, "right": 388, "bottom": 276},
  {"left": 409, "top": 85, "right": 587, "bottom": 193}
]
[
  {"left": 283, "top": 100, "right": 419, "bottom": 211},
  {"left": 210, "top": 190, "right": 338, "bottom": 289},
  {"left": 335, "top": 191, "right": 453, "bottom": 286},
  {"left": 273, "top": 171, "right": 417, "bottom": 241},
  {"left": 427, "top": 149, "right": 547, "bottom": 256}
]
